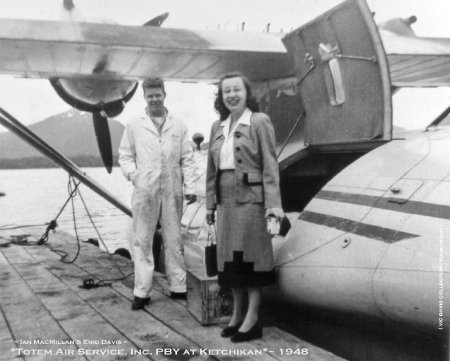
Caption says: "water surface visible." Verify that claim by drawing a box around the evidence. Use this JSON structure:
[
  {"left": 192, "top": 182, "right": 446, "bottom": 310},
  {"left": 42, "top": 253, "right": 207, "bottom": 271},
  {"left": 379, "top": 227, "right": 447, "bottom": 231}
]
[{"left": 0, "top": 167, "right": 133, "bottom": 252}]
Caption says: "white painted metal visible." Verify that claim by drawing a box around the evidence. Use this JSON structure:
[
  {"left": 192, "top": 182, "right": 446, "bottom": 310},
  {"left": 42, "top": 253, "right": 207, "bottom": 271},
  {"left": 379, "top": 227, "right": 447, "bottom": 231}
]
[{"left": 275, "top": 126, "right": 450, "bottom": 333}]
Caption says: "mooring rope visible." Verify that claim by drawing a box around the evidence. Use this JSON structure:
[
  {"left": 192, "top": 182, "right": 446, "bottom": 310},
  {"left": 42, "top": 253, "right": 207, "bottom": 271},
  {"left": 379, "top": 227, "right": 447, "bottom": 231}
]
[
  {"left": 8, "top": 173, "right": 134, "bottom": 288},
  {"left": 37, "top": 175, "right": 80, "bottom": 245}
]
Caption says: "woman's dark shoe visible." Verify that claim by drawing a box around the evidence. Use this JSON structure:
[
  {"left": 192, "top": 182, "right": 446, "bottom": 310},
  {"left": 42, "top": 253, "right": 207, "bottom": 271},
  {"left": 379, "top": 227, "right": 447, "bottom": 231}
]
[
  {"left": 220, "top": 324, "right": 241, "bottom": 338},
  {"left": 230, "top": 323, "right": 263, "bottom": 343},
  {"left": 170, "top": 292, "right": 187, "bottom": 300}
]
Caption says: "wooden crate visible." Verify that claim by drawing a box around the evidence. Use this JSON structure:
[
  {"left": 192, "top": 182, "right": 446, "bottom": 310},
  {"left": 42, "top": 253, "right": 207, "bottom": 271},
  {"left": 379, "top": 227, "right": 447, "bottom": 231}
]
[{"left": 186, "top": 267, "right": 232, "bottom": 325}]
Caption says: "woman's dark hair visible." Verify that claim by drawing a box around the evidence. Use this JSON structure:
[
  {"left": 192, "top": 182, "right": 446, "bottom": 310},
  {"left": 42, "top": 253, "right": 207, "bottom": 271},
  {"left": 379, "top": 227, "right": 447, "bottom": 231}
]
[{"left": 214, "top": 72, "right": 259, "bottom": 120}]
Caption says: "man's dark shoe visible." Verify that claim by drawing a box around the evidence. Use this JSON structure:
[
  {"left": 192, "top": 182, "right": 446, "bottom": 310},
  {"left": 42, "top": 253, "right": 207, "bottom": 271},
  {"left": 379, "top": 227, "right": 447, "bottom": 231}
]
[
  {"left": 170, "top": 292, "right": 187, "bottom": 300},
  {"left": 131, "top": 296, "right": 150, "bottom": 310}
]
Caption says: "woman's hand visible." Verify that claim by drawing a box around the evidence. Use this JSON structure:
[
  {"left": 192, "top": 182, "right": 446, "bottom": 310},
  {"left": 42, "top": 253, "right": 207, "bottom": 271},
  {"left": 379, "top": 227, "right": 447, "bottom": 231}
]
[
  {"left": 265, "top": 207, "right": 284, "bottom": 221},
  {"left": 184, "top": 194, "right": 197, "bottom": 205},
  {"left": 206, "top": 209, "right": 216, "bottom": 225}
]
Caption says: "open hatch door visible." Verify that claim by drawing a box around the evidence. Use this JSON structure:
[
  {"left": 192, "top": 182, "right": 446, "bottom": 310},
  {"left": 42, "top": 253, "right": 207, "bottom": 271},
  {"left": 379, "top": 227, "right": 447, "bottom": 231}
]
[{"left": 282, "top": 0, "right": 392, "bottom": 151}]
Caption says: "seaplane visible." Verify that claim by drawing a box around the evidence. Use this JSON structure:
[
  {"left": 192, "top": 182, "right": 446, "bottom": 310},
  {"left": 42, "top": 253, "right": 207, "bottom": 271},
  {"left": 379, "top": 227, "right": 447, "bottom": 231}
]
[{"left": 0, "top": 0, "right": 448, "bottom": 347}]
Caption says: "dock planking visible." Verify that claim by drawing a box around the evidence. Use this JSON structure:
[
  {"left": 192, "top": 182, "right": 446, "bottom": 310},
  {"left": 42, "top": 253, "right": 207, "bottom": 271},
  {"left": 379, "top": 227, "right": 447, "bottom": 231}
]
[
  {"left": 0, "top": 280, "right": 18, "bottom": 361},
  {"left": 0, "top": 227, "right": 346, "bottom": 361}
]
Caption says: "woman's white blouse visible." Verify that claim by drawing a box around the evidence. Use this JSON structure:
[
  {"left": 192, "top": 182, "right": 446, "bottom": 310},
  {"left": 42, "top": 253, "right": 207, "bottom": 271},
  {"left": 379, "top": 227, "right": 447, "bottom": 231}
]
[{"left": 219, "top": 108, "right": 252, "bottom": 170}]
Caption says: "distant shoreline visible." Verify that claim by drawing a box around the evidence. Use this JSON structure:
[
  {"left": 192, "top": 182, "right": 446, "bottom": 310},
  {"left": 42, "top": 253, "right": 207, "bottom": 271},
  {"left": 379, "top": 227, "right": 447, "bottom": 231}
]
[{"left": 0, "top": 156, "right": 119, "bottom": 170}]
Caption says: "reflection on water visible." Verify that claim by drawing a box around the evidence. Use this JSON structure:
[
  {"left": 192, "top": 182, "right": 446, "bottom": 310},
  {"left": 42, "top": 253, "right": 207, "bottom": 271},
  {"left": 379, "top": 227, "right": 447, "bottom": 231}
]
[{"left": 0, "top": 167, "right": 133, "bottom": 252}]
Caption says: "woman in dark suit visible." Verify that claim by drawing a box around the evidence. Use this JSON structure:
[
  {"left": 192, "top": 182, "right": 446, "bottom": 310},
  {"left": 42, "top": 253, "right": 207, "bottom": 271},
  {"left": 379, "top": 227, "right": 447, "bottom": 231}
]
[{"left": 206, "top": 72, "right": 284, "bottom": 342}]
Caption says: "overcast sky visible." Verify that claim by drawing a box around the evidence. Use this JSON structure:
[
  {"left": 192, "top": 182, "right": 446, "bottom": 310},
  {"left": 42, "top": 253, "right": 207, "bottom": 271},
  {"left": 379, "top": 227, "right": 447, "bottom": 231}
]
[{"left": 0, "top": 0, "right": 449, "bottom": 135}]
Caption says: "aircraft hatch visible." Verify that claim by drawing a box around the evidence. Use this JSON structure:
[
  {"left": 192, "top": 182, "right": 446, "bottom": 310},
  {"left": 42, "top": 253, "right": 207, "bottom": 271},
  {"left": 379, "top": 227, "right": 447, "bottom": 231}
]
[{"left": 264, "top": 0, "right": 393, "bottom": 212}]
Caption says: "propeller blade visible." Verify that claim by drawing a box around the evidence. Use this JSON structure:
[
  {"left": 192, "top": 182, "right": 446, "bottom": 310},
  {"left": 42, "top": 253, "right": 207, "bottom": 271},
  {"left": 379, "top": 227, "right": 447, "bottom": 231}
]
[
  {"left": 143, "top": 12, "right": 169, "bottom": 27},
  {"left": 92, "top": 112, "right": 113, "bottom": 173}
]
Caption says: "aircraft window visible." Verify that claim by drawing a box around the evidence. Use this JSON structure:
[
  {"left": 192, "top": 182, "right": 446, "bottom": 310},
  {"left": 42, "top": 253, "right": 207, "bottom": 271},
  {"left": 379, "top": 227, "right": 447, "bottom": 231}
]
[
  {"left": 181, "top": 203, "right": 199, "bottom": 230},
  {"left": 427, "top": 106, "right": 450, "bottom": 128},
  {"left": 436, "top": 110, "right": 450, "bottom": 126},
  {"left": 182, "top": 200, "right": 206, "bottom": 243},
  {"left": 194, "top": 170, "right": 207, "bottom": 198},
  {"left": 193, "top": 151, "right": 207, "bottom": 197},
  {"left": 187, "top": 204, "right": 206, "bottom": 242},
  {"left": 440, "top": 114, "right": 450, "bottom": 126},
  {"left": 319, "top": 43, "right": 345, "bottom": 106}
]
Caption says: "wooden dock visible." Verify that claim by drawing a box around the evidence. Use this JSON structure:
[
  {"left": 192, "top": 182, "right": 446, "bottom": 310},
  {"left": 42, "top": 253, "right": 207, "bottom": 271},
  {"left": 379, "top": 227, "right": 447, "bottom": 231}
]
[{"left": 0, "top": 227, "right": 346, "bottom": 361}]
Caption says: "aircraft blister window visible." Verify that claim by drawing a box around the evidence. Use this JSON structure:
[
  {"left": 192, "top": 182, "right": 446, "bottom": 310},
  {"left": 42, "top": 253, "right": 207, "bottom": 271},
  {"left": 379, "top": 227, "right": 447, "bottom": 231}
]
[
  {"left": 426, "top": 106, "right": 450, "bottom": 129},
  {"left": 440, "top": 114, "right": 450, "bottom": 126},
  {"left": 181, "top": 203, "right": 197, "bottom": 230},
  {"left": 182, "top": 200, "right": 206, "bottom": 243},
  {"left": 319, "top": 43, "right": 345, "bottom": 106}
]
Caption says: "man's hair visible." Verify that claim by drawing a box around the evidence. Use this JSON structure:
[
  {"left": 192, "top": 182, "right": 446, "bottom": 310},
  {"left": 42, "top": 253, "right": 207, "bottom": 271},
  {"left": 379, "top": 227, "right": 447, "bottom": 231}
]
[{"left": 142, "top": 78, "right": 165, "bottom": 94}]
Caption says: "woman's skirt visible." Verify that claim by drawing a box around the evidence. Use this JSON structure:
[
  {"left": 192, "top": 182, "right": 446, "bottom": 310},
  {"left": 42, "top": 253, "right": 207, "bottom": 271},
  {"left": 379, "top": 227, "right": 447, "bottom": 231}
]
[{"left": 216, "top": 170, "right": 275, "bottom": 288}]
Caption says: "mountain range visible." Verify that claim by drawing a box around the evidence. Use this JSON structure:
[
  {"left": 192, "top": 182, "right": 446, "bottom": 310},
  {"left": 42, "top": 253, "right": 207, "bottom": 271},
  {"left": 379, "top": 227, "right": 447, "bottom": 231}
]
[{"left": 0, "top": 109, "right": 125, "bottom": 169}]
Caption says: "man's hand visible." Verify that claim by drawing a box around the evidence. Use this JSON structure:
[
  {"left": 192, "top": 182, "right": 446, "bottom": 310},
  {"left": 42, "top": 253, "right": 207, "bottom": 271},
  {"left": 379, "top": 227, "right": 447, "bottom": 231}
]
[
  {"left": 206, "top": 209, "right": 215, "bottom": 225},
  {"left": 128, "top": 171, "right": 138, "bottom": 185},
  {"left": 184, "top": 194, "right": 197, "bottom": 205}
]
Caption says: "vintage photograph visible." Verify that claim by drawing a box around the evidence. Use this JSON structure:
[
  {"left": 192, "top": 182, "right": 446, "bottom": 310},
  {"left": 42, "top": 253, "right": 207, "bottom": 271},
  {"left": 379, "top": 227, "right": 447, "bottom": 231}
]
[{"left": 0, "top": 0, "right": 448, "bottom": 360}]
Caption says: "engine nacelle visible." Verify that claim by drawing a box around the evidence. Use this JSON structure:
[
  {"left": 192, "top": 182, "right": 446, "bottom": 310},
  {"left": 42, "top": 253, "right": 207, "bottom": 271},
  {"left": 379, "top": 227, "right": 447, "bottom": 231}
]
[{"left": 50, "top": 78, "right": 138, "bottom": 116}]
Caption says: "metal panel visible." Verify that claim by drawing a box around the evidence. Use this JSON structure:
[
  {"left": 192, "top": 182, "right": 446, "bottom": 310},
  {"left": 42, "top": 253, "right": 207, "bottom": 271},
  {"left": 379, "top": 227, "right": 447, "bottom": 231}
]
[
  {"left": 0, "top": 18, "right": 293, "bottom": 82},
  {"left": 328, "top": 133, "right": 429, "bottom": 191},
  {"left": 382, "top": 31, "right": 450, "bottom": 86},
  {"left": 282, "top": 0, "right": 392, "bottom": 147}
]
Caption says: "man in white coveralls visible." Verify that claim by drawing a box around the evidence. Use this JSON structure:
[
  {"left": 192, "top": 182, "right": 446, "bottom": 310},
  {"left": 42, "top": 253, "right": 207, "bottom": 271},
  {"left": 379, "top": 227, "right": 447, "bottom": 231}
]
[{"left": 119, "top": 78, "right": 197, "bottom": 310}]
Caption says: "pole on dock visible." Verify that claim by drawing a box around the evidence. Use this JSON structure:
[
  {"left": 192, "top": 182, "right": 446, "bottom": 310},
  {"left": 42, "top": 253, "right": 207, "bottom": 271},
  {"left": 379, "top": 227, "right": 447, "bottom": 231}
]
[{"left": 0, "top": 107, "right": 132, "bottom": 217}]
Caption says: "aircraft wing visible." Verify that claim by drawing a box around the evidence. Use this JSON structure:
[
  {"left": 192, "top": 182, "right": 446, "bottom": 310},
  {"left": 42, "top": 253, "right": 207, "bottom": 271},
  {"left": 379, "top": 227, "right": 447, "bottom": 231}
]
[
  {"left": 2, "top": 18, "right": 450, "bottom": 87},
  {"left": 381, "top": 30, "right": 450, "bottom": 87},
  {"left": 0, "top": 18, "right": 293, "bottom": 82}
]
